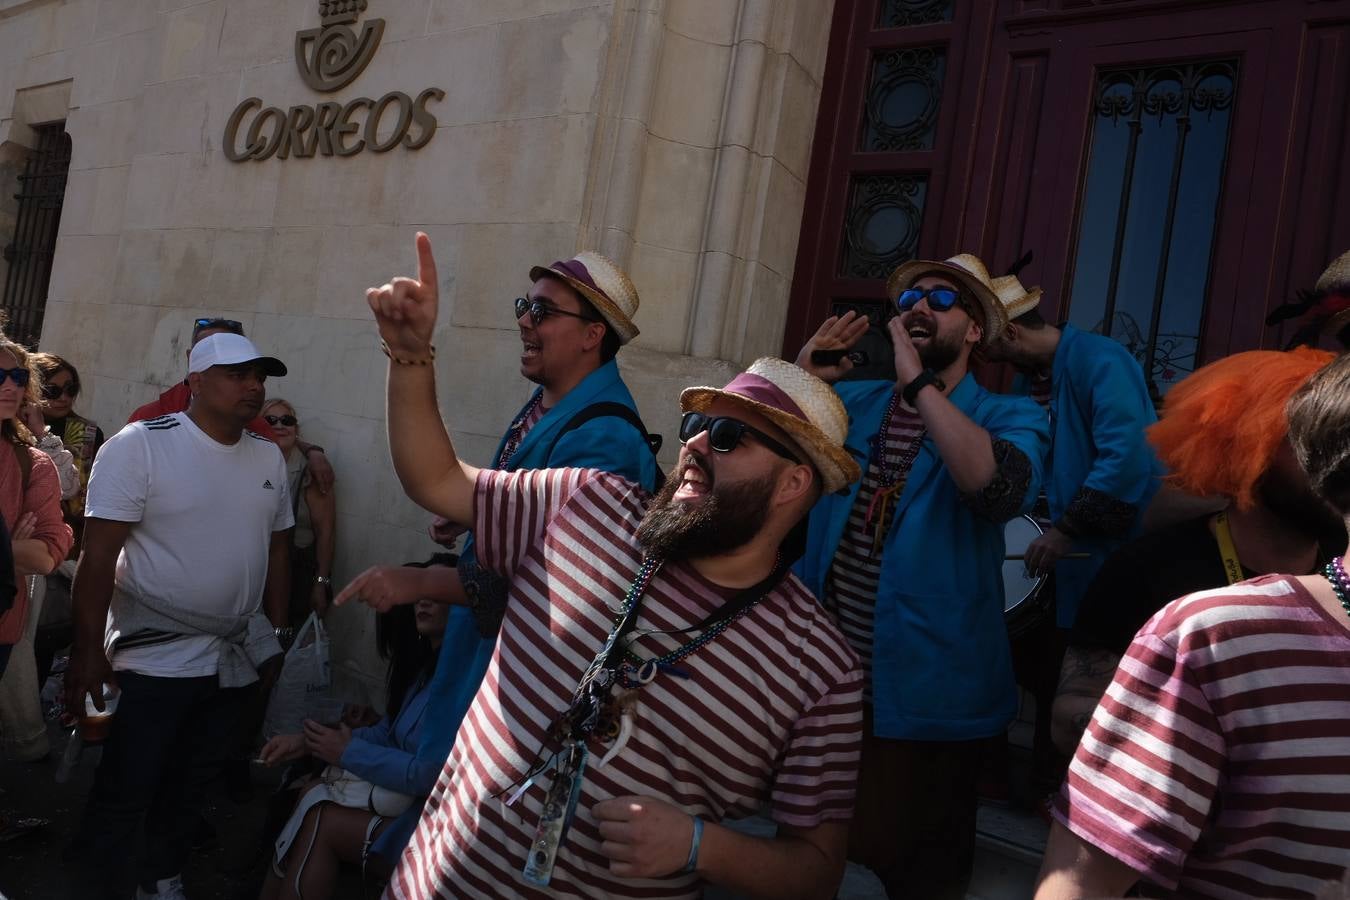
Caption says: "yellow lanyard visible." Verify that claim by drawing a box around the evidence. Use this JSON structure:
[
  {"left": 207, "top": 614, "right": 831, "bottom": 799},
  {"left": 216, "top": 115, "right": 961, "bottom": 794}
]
[{"left": 1214, "top": 512, "right": 1243, "bottom": 586}]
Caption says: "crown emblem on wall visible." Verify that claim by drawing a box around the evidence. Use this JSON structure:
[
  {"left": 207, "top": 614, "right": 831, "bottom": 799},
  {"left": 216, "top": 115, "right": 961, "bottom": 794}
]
[{"left": 296, "top": 0, "right": 385, "bottom": 93}]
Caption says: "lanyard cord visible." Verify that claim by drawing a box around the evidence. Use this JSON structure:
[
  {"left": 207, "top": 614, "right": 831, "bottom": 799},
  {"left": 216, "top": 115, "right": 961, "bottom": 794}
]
[{"left": 1215, "top": 512, "right": 1243, "bottom": 586}]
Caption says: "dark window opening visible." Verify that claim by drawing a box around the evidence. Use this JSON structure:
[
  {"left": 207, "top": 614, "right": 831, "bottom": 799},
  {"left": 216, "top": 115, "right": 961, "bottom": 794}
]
[
  {"left": 1066, "top": 59, "right": 1238, "bottom": 398},
  {"left": 1, "top": 123, "right": 72, "bottom": 348}
]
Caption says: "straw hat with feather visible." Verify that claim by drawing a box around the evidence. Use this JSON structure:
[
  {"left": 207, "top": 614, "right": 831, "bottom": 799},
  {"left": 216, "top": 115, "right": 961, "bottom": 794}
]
[
  {"left": 885, "top": 253, "right": 1007, "bottom": 345},
  {"left": 680, "top": 358, "right": 861, "bottom": 495},
  {"left": 529, "top": 252, "right": 640, "bottom": 344}
]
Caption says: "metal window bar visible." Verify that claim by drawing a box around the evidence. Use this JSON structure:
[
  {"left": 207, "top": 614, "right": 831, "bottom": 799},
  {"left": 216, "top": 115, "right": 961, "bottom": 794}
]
[
  {"left": 1089, "top": 61, "right": 1236, "bottom": 395},
  {"left": 1, "top": 123, "right": 72, "bottom": 348}
]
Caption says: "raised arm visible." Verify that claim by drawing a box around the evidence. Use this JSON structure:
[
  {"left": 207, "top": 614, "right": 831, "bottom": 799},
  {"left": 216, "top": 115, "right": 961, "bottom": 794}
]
[{"left": 365, "top": 232, "right": 480, "bottom": 525}]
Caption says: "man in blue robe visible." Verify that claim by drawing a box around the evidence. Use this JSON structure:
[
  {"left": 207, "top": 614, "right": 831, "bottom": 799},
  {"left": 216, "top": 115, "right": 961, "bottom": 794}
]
[
  {"left": 337, "top": 248, "right": 659, "bottom": 861},
  {"left": 795, "top": 253, "right": 1050, "bottom": 899}
]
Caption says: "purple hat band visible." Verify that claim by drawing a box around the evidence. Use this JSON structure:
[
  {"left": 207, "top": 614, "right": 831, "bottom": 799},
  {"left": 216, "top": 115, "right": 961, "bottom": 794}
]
[
  {"left": 721, "top": 372, "right": 808, "bottom": 422},
  {"left": 547, "top": 258, "right": 606, "bottom": 302}
]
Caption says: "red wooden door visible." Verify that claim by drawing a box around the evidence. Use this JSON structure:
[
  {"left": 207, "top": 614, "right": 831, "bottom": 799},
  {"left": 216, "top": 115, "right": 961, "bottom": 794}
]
[{"left": 786, "top": 0, "right": 1350, "bottom": 381}]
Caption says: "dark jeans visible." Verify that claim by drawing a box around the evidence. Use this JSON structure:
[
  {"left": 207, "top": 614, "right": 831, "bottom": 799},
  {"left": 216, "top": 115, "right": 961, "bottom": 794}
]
[
  {"left": 74, "top": 671, "right": 253, "bottom": 896},
  {"left": 848, "top": 724, "right": 992, "bottom": 900}
]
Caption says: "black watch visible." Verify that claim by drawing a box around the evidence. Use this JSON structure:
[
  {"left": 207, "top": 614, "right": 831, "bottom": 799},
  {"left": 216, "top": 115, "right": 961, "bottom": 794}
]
[{"left": 901, "top": 369, "right": 945, "bottom": 406}]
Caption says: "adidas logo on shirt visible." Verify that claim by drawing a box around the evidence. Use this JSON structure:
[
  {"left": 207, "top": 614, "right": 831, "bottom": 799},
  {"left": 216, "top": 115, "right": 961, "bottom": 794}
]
[{"left": 263, "top": 480, "right": 274, "bottom": 490}]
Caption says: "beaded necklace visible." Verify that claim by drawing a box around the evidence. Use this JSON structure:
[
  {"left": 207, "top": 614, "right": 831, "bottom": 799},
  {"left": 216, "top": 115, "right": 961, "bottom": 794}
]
[
  {"left": 1323, "top": 557, "right": 1350, "bottom": 620},
  {"left": 864, "top": 389, "right": 927, "bottom": 554},
  {"left": 497, "top": 391, "right": 544, "bottom": 468}
]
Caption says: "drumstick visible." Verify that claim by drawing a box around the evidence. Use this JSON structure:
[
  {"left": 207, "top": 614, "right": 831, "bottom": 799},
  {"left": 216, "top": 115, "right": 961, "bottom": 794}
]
[{"left": 1004, "top": 552, "right": 1091, "bottom": 560}]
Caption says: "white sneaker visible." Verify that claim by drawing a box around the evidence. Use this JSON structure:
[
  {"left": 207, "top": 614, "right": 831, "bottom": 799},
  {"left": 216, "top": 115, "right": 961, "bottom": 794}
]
[{"left": 135, "top": 874, "right": 188, "bottom": 900}]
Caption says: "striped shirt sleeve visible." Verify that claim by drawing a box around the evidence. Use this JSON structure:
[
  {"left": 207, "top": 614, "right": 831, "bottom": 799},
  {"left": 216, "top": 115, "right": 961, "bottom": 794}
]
[
  {"left": 472, "top": 466, "right": 594, "bottom": 579},
  {"left": 1054, "top": 627, "right": 1225, "bottom": 890},
  {"left": 770, "top": 660, "right": 864, "bottom": 828}
]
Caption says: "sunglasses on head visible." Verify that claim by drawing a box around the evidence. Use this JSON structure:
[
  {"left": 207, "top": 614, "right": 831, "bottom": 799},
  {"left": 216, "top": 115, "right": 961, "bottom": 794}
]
[
  {"left": 193, "top": 317, "right": 244, "bottom": 336},
  {"left": 679, "top": 411, "right": 801, "bottom": 465},
  {"left": 514, "top": 297, "right": 601, "bottom": 326},
  {"left": 894, "top": 287, "right": 963, "bottom": 314},
  {"left": 0, "top": 368, "right": 30, "bottom": 388},
  {"left": 264, "top": 414, "right": 298, "bottom": 427},
  {"left": 42, "top": 382, "right": 78, "bottom": 400}
]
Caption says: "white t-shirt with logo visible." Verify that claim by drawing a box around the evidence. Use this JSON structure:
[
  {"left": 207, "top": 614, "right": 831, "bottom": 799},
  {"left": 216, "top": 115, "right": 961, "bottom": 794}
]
[{"left": 86, "top": 412, "right": 295, "bottom": 678}]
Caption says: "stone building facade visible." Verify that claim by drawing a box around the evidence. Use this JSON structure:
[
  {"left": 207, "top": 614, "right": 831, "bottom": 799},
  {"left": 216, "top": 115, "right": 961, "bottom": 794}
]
[{"left": 0, "top": 0, "right": 834, "bottom": 700}]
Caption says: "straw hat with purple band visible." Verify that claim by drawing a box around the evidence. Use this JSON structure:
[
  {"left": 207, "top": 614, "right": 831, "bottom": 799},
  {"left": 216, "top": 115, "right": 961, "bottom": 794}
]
[
  {"left": 885, "top": 253, "right": 1007, "bottom": 345},
  {"left": 680, "top": 358, "right": 861, "bottom": 495},
  {"left": 188, "top": 333, "right": 287, "bottom": 377},
  {"left": 528, "top": 252, "right": 640, "bottom": 344},
  {"left": 990, "top": 273, "right": 1044, "bottom": 324}
]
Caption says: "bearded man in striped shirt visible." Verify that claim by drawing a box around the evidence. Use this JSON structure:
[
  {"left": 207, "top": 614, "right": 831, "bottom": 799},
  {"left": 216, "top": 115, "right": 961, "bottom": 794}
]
[
  {"left": 353, "top": 233, "right": 865, "bottom": 899},
  {"left": 1035, "top": 351, "right": 1350, "bottom": 899}
]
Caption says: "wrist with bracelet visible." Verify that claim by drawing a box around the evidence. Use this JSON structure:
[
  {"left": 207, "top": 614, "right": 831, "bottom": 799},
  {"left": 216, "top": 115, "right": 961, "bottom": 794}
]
[
  {"left": 681, "top": 815, "right": 704, "bottom": 875},
  {"left": 901, "top": 368, "right": 945, "bottom": 407},
  {"left": 380, "top": 339, "right": 436, "bottom": 366}
]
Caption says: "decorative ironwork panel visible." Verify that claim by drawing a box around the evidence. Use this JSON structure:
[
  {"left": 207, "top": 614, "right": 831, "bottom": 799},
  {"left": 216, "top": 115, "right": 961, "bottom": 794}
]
[
  {"left": 838, "top": 174, "right": 928, "bottom": 280},
  {"left": 877, "top": 0, "right": 953, "bottom": 28},
  {"left": 1067, "top": 59, "right": 1237, "bottom": 398},
  {"left": 860, "top": 47, "right": 946, "bottom": 152},
  {"left": 1, "top": 124, "right": 71, "bottom": 348}
]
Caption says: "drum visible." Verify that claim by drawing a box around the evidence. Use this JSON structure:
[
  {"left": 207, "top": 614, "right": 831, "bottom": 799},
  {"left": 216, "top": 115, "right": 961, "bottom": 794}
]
[{"left": 1003, "top": 515, "right": 1050, "bottom": 638}]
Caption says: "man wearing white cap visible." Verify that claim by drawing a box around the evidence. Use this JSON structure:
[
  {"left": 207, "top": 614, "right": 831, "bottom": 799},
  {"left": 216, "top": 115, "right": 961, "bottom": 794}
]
[
  {"left": 797, "top": 253, "right": 1050, "bottom": 898},
  {"left": 349, "top": 233, "right": 864, "bottom": 899},
  {"left": 66, "top": 333, "right": 295, "bottom": 900}
]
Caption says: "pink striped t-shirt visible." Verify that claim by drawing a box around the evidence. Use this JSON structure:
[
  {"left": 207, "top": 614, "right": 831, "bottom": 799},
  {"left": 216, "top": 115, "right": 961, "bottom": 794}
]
[
  {"left": 389, "top": 467, "right": 863, "bottom": 900},
  {"left": 1054, "top": 574, "right": 1350, "bottom": 898}
]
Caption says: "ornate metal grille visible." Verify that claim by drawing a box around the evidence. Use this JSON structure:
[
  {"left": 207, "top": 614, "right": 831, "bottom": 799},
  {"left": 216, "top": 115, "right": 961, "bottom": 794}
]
[
  {"left": 877, "top": 0, "right": 953, "bottom": 28},
  {"left": 1, "top": 124, "right": 71, "bottom": 348},
  {"left": 838, "top": 174, "right": 929, "bottom": 280},
  {"left": 860, "top": 47, "right": 946, "bottom": 152},
  {"left": 1067, "top": 59, "right": 1237, "bottom": 398}
]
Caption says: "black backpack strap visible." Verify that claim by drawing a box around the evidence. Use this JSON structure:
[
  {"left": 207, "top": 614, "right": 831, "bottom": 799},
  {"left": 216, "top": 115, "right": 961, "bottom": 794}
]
[{"left": 544, "top": 402, "right": 665, "bottom": 488}]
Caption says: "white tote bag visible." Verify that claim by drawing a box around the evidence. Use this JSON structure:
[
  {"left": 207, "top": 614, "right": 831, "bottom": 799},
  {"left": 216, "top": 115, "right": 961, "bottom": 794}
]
[{"left": 261, "top": 612, "right": 333, "bottom": 738}]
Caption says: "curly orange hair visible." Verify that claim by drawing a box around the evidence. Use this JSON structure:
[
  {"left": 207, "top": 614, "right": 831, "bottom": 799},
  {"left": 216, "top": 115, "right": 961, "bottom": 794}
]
[{"left": 1148, "top": 346, "right": 1335, "bottom": 509}]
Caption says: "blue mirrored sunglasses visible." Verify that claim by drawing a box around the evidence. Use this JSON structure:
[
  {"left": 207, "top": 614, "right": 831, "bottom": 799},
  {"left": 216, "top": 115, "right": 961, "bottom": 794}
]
[
  {"left": 894, "top": 287, "right": 961, "bottom": 313},
  {"left": 0, "top": 368, "right": 31, "bottom": 388}
]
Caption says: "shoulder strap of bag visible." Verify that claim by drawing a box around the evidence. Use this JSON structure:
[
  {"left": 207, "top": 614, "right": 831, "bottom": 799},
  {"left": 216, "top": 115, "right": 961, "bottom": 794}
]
[{"left": 543, "top": 402, "right": 665, "bottom": 489}]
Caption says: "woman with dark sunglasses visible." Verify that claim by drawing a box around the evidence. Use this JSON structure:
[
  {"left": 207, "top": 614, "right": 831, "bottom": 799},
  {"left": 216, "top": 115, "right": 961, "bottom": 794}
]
[
  {"left": 31, "top": 353, "right": 104, "bottom": 558},
  {"left": 261, "top": 398, "right": 337, "bottom": 626}
]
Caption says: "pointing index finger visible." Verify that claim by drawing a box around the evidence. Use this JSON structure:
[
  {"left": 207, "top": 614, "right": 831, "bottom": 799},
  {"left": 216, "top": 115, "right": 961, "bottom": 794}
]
[{"left": 415, "top": 232, "right": 437, "bottom": 291}]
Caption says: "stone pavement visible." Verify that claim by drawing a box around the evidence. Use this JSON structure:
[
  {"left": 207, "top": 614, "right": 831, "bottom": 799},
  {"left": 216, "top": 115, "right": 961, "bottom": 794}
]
[{"left": 1, "top": 721, "right": 1044, "bottom": 900}]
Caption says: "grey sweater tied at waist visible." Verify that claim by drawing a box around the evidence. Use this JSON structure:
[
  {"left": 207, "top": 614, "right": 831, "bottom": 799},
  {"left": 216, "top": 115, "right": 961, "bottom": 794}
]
[{"left": 107, "top": 586, "right": 281, "bottom": 687}]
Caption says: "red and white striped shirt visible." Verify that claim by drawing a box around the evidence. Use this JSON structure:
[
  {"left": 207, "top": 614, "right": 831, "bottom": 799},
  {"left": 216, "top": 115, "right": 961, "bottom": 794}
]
[
  {"left": 389, "top": 467, "right": 863, "bottom": 900},
  {"left": 824, "top": 405, "right": 924, "bottom": 692},
  {"left": 1054, "top": 574, "right": 1350, "bottom": 898}
]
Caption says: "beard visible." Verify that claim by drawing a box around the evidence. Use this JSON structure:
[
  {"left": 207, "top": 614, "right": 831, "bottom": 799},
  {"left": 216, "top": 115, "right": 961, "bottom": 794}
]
[
  {"left": 635, "top": 454, "right": 777, "bottom": 560},
  {"left": 916, "top": 326, "right": 965, "bottom": 373}
]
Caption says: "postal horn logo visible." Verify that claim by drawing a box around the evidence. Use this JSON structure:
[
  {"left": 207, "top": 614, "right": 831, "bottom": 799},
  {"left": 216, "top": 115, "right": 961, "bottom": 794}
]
[{"left": 295, "top": 0, "right": 385, "bottom": 93}]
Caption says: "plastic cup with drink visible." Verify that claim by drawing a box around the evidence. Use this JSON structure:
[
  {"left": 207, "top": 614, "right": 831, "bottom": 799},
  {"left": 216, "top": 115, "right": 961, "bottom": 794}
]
[{"left": 80, "top": 684, "right": 120, "bottom": 743}]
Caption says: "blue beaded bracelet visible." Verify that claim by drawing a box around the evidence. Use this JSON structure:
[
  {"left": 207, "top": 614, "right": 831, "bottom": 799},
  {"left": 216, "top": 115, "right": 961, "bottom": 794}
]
[{"left": 682, "top": 815, "right": 704, "bottom": 874}]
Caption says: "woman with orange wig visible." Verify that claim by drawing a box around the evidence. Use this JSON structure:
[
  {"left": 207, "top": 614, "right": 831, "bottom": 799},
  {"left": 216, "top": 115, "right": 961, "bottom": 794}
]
[{"left": 1050, "top": 346, "right": 1343, "bottom": 759}]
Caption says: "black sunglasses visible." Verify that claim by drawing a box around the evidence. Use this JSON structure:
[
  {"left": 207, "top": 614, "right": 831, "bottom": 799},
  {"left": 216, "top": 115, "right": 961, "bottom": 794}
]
[
  {"left": 514, "top": 297, "right": 600, "bottom": 326},
  {"left": 0, "top": 368, "right": 31, "bottom": 388},
  {"left": 42, "top": 382, "right": 78, "bottom": 400},
  {"left": 264, "top": 414, "right": 298, "bottom": 427},
  {"left": 895, "top": 287, "right": 962, "bottom": 314},
  {"left": 679, "top": 412, "right": 801, "bottom": 465},
  {"left": 193, "top": 317, "right": 244, "bottom": 336}
]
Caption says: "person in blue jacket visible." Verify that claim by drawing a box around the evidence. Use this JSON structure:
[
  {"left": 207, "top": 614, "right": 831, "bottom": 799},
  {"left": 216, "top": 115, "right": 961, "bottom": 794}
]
[
  {"left": 795, "top": 253, "right": 1050, "bottom": 899},
  {"left": 983, "top": 273, "right": 1161, "bottom": 630},
  {"left": 334, "top": 248, "right": 660, "bottom": 851},
  {"left": 258, "top": 589, "right": 451, "bottom": 900}
]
